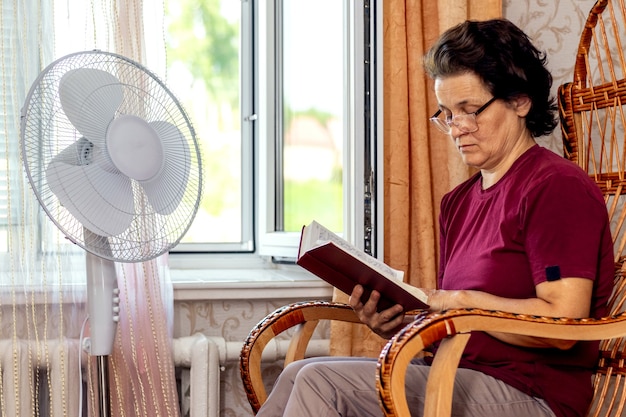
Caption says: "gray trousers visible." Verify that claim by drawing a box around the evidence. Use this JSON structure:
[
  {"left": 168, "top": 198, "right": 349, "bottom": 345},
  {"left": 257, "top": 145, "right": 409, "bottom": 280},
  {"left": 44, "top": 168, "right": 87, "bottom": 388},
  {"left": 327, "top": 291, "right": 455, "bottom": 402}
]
[{"left": 255, "top": 357, "right": 556, "bottom": 417}]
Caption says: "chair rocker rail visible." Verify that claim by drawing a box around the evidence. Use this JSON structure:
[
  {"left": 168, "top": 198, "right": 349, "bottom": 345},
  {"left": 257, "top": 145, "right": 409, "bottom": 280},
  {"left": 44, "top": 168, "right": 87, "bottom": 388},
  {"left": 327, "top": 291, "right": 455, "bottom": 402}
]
[{"left": 377, "top": 308, "right": 626, "bottom": 417}]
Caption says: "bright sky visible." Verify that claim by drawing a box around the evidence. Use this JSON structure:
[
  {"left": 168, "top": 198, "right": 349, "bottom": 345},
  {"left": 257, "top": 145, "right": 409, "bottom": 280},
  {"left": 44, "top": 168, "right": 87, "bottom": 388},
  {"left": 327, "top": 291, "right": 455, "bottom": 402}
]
[{"left": 282, "top": 0, "right": 344, "bottom": 116}]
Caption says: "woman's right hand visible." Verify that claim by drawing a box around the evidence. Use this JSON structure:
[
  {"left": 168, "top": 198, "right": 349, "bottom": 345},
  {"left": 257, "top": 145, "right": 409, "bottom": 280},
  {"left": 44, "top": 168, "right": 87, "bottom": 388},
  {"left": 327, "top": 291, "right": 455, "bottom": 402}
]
[{"left": 348, "top": 285, "right": 407, "bottom": 339}]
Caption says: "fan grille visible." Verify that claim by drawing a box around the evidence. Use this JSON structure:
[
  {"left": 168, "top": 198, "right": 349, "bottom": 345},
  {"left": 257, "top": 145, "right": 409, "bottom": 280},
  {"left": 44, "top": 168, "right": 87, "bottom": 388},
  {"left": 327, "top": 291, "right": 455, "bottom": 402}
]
[{"left": 21, "top": 51, "right": 203, "bottom": 262}]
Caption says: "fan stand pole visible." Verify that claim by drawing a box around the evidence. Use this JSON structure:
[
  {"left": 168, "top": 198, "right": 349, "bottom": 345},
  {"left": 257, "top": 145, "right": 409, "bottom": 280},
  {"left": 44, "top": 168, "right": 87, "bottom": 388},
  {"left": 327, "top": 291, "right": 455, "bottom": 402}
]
[
  {"left": 85, "top": 247, "right": 119, "bottom": 417},
  {"left": 96, "top": 356, "right": 111, "bottom": 417}
]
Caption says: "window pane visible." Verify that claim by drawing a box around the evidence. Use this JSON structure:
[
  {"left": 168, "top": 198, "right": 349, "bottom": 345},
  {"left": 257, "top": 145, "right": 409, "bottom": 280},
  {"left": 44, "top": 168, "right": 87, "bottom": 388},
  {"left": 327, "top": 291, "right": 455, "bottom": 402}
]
[
  {"left": 280, "top": 1, "right": 344, "bottom": 233},
  {"left": 165, "top": 0, "right": 248, "bottom": 247}
]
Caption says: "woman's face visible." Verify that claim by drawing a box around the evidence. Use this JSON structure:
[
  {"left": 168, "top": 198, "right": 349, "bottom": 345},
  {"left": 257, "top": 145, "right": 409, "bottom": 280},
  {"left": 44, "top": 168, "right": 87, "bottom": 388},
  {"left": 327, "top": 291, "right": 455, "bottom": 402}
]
[{"left": 434, "top": 72, "right": 532, "bottom": 172}]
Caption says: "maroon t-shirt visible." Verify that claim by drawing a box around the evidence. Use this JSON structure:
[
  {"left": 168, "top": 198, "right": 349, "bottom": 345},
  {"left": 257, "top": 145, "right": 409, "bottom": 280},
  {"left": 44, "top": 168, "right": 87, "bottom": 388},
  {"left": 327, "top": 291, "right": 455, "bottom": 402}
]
[{"left": 438, "top": 145, "right": 614, "bottom": 417}]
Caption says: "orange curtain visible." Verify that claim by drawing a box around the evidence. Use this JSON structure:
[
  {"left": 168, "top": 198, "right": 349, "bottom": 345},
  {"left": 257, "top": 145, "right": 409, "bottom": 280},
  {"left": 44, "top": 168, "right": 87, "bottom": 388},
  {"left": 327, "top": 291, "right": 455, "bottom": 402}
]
[{"left": 330, "top": 0, "right": 502, "bottom": 357}]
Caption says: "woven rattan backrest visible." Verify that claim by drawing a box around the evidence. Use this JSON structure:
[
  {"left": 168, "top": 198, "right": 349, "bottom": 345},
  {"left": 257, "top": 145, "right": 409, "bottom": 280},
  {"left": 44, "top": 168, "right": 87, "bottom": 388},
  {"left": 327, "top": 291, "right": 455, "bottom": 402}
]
[{"left": 558, "top": 0, "right": 626, "bottom": 415}]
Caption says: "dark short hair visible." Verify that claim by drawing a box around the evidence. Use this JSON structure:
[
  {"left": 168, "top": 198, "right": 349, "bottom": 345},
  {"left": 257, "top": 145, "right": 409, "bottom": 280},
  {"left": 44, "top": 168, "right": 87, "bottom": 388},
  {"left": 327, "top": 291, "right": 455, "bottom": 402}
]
[{"left": 423, "top": 19, "right": 558, "bottom": 138}]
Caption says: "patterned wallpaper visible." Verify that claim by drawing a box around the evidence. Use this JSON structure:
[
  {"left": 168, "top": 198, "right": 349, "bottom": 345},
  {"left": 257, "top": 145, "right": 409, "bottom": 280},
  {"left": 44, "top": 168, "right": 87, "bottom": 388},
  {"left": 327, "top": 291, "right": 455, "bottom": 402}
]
[
  {"left": 172, "top": 1, "right": 600, "bottom": 416},
  {"left": 504, "top": 0, "right": 598, "bottom": 151},
  {"left": 173, "top": 298, "right": 306, "bottom": 416}
]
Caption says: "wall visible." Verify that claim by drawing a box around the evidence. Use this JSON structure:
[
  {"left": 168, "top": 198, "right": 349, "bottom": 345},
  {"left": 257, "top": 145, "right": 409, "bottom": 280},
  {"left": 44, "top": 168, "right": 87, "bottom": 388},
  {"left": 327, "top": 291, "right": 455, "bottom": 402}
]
[
  {"left": 172, "top": 1, "right": 600, "bottom": 416},
  {"left": 504, "top": 0, "right": 598, "bottom": 151},
  {"left": 172, "top": 270, "right": 333, "bottom": 416},
  {"left": 174, "top": 297, "right": 289, "bottom": 416}
]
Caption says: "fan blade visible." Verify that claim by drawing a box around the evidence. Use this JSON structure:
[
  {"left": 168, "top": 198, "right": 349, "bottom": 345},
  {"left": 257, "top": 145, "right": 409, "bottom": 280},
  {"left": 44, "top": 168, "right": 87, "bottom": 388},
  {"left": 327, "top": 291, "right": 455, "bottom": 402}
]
[
  {"left": 59, "top": 68, "right": 123, "bottom": 147},
  {"left": 140, "top": 121, "right": 192, "bottom": 215},
  {"left": 47, "top": 147, "right": 134, "bottom": 236}
]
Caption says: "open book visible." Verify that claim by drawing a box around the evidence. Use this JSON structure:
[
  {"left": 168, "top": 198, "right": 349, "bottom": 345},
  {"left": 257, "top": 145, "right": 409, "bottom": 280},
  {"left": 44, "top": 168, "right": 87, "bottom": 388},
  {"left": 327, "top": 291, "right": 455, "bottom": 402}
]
[{"left": 296, "top": 221, "right": 429, "bottom": 311}]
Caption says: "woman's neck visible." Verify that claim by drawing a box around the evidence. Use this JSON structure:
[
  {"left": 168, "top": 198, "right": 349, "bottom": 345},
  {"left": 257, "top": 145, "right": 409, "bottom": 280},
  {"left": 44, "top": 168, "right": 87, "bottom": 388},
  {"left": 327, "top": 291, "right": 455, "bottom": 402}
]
[{"left": 481, "top": 137, "right": 536, "bottom": 189}]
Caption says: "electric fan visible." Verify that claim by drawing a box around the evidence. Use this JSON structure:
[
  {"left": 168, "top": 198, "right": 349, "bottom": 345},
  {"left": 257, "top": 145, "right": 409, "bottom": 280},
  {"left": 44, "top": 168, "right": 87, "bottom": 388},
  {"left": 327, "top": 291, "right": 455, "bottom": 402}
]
[{"left": 20, "top": 50, "right": 203, "bottom": 415}]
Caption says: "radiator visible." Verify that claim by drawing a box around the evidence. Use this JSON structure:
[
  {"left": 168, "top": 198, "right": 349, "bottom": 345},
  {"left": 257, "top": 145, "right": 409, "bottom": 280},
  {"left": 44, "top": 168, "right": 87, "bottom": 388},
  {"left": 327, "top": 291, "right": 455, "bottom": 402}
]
[
  {"left": 0, "top": 335, "right": 215, "bottom": 417},
  {"left": 0, "top": 334, "right": 329, "bottom": 417},
  {"left": 173, "top": 334, "right": 220, "bottom": 417},
  {"left": 0, "top": 339, "right": 82, "bottom": 417}
]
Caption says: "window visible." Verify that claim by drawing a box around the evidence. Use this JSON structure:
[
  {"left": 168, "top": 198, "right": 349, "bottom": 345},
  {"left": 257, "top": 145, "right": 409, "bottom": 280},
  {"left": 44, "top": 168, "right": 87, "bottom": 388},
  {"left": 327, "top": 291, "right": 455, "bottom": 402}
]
[
  {"left": 258, "top": 0, "right": 382, "bottom": 260},
  {"left": 164, "top": 0, "right": 254, "bottom": 253},
  {"left": 0, "top": 6, "right": 19, "bottom": 249},
  {"left": 0, "top": 0, "right": 383, "bottom": 271},
  {"left": 276, "top": 1, "right": 345, "bottom": 234},
  {"left": 168, "top": 0, "right": 382, "bottom": 261}
]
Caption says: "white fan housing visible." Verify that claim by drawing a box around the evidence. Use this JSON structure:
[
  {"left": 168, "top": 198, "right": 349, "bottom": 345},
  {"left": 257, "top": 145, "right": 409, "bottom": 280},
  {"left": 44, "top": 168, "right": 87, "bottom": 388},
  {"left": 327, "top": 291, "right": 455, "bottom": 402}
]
[
  {"left": 21, "top": 50, "right": 203, "bottom": 263},
  {"left": 20, "top": 50, "right": 203, "bottom": 356}
]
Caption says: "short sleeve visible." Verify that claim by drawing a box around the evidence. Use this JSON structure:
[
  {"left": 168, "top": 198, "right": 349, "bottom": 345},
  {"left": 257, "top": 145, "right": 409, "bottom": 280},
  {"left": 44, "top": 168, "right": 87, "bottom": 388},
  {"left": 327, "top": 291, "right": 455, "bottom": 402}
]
[{"left": 521, "top": 174, "right": 609, "bottom": 285}]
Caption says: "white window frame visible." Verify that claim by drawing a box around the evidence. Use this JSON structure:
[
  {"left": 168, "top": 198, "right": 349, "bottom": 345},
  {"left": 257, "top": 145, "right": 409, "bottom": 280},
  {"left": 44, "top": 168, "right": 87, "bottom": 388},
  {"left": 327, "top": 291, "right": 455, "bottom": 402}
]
[
  {"left": 256, "top": 0, "right": 384, "bottom": 260},
  {"left": 169, "top": 0, "right": 255, "bottom": 255}
]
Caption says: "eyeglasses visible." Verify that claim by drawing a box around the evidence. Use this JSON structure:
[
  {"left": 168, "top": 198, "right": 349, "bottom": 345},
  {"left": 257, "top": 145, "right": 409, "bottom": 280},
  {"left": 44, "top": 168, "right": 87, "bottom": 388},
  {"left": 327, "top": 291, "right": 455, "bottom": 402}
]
[{"left": 429, "top": 97, "right": 498, "bottom": 134}]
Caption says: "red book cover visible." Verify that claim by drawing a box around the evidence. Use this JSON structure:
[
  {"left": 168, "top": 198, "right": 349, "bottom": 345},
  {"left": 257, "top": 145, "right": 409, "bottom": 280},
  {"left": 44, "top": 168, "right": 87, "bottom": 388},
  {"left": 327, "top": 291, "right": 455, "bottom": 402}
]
[{"left": 296, "top": 222, "right": 429, "bottom": 311}]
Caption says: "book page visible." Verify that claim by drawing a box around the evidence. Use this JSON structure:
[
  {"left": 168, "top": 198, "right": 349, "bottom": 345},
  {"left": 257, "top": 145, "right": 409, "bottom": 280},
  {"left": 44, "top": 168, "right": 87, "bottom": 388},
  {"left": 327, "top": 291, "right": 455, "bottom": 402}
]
[{"left": 300, "top": 221, "right": 405, "bottom": 282}]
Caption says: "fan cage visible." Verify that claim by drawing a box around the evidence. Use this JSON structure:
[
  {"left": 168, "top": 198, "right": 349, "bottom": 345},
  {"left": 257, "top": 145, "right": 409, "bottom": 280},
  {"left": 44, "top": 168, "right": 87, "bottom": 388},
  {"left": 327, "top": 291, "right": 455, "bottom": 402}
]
[{"left": 20, "top": 50, "right": 203, "bottom": 262}]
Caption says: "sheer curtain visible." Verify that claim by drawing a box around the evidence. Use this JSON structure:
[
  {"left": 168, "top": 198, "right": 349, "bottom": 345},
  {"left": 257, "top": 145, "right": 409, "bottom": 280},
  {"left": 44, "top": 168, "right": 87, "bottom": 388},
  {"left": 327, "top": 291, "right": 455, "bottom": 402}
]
[
  {"left": 1, "top": 1, "right": 179, "bottom": 416},
  {"left": 330, "top": 0, "right": 502, "bottom": 358}
]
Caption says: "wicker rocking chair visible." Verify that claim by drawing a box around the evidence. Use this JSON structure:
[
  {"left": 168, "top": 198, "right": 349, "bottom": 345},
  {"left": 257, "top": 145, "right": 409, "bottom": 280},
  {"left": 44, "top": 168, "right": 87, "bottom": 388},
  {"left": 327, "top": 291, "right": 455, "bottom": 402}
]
[
  {"left": 240, "top": 0, "right": 626, "bottom": 415},
  {"left": 378, "top": 0, "right": 626, "bottom": 416}
]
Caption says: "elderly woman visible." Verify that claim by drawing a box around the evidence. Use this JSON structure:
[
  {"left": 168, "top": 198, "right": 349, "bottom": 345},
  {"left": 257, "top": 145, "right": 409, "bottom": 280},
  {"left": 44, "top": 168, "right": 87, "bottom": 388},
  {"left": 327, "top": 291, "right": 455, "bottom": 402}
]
[{"left": 256, "top": 19, "right": 614, "bottom": 417}]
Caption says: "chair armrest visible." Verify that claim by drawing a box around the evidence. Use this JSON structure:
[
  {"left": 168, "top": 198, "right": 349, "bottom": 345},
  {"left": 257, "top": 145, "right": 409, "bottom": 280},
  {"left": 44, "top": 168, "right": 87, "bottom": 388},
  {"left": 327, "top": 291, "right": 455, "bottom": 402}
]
[
  {"left": 376, "top": 308, "right": 626, "bottom": 417},
  {"left": 240, "top": 301, "right": 362, "bottom": 413}
]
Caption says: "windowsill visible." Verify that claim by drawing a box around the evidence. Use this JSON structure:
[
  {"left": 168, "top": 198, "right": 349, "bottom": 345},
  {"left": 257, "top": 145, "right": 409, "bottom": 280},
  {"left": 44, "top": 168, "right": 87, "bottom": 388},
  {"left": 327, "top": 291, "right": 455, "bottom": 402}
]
[
  {"left": 0, "top": 255, "right": 335, "bottom": 304},
  {"left": 170, "top": 267, "right": 334, "bottom": 301}
]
